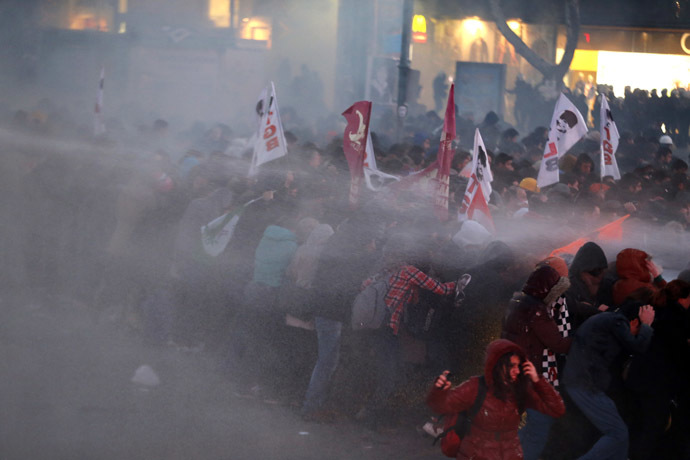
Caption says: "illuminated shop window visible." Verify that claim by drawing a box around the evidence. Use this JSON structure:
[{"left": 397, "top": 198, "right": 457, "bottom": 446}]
[
  {"left": 239, "top": 16, "right": 271, "bottom": 47},
  {"left": 461, "top": 17, "right": 485, "bottom": 37},
  {"left": 70, "top": 12, "right": 109, "bottom": 31},
  {"left": 209, "top": 0, "right": 230, "bottom": 28},
  {"left": 67, "top": 0, "right": 113, "bottom": 32}
]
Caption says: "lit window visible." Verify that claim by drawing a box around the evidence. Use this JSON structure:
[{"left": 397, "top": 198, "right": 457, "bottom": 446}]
[
  {"left": 70, "top": 13, "right": 109, "bottom": 32},
  {"left": 209, "top": 0, "right": 230, "bottom": 28},
  {"left": 462, "top": 17, "right": 485, "bottom": 37},
  {"left": 239, "top": 16, "right": 272, "bottom": 47}
]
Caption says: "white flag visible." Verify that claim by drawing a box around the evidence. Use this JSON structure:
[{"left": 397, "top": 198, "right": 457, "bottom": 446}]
[
  {"left": 93, "top": 66, "right": 105, "bottom": 137},
  {"left": 600, "top": 95, "right": 621, "bottom": 180},
  {"left": 537, "top": 93, "right": 588, "bottom": 188},
  {"left": 458, "top": 129, "right": 495, "bottom": 231},
  {"left": 362, "top": 130, "right": 400, "bottom": 191},
  {"left": 249, "top": 82, "right": 288, "bottom": 176}
]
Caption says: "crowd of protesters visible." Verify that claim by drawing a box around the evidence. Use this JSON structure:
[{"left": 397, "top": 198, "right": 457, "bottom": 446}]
[{"left": 1, "top": 85, "right": 690, "bottom": 460}]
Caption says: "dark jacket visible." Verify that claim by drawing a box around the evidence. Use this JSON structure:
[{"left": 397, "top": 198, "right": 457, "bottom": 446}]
[
  {"left": 311, "top": 219, "right": 379, "bottom": 323},
  {"left": 565, "top": 242, "right": 608, "bottom": 329},
  {"left": 563, "top": 311, "right": 653, "bottom": 392},
  {"left": 502, "top": 266, "right": 572, "bottom": 373},
  {"left": 427, "top": 339, "right": 565, "bottom": 460},
  {"left": 625, "top": 301, "right": 690, "bottom": 394}
]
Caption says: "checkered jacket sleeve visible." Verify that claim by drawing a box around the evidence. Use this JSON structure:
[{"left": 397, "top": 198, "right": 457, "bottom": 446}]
[{"left": 385, "top": 265, "right": 456, "bottom": 334}]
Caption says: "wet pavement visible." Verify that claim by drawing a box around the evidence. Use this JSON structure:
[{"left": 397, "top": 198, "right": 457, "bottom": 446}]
[{"left": 0, "top": 294, "right": 440, "bottom": 460}]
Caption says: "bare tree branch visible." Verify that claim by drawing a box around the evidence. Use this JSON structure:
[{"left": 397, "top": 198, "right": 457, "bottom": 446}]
[{"left": 488, "top": 0, "right": 580, "bottom": 83}]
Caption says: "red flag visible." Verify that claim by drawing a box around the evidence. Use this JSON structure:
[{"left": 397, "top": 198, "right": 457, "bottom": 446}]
[
  {"left": 386, "top": 86, "right": 456, "bottom": 220},
  {"left": 433, "top": 83, "right": 456, "bottom": 221},
  {"left": 342, "top": 101, "right": 372, "bottom": 207},
  {"left": 548, "top": 214, "right": 630, "bottom": 257},
  {"left": 549, "top": 237, "right": 588, "bottom": 258},
  {"left": 596, "top": 214, "right": 629, "bottom": 240}
]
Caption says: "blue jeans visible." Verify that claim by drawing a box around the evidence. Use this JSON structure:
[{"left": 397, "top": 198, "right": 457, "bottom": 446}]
[
  {"left": 301, "top": 317, "right": 342, "bottom": 415},
  {"left": 519, "top": 408, "right": 556, "bottom": 460},
  {"left": 566, "top": 386, "right": 629, "bottom": 460},
  {"left": 370, "top": 328, "right": 402, "bottom": 409}
]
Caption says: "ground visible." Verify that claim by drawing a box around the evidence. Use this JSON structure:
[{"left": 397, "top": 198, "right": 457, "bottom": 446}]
[{"left": 0, "top": 293, "right": 442, "bottom": 460}]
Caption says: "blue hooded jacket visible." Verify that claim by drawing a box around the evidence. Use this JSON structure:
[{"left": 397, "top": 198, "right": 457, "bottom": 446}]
[{"left": 253, "top": 225, "right": 298, "bottom": 287}]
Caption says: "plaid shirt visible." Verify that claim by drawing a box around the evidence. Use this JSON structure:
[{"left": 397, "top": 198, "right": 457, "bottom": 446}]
[{"left": 382, "top": 265, "right": 456, "bottom": 335}]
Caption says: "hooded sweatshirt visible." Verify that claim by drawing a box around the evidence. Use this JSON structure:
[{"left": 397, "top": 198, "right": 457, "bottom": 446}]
[
  {"left": 565, "top": 242, "right": 608, "bottom": 328},
  {"left": 612, "top": 248, "right": 666, "bottom": 306},
  {"left": 253, "top": 225, "right": 298, "bottom": 287},
  {"left": 427, "top": 339, "right": 565, "bottom": 460}
]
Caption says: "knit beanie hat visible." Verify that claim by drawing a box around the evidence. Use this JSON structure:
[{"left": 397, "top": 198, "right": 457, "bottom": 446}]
[{"left": 538, "top": 256, "right": 569, "bottom": 278}]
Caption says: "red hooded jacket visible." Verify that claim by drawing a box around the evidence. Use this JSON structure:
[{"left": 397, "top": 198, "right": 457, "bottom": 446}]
[
  {"left": 427, "top": 339, "right": 565, "bottom": 460},
  {"left": 612, "top": 248, "right": 666, "bottom": 306}
]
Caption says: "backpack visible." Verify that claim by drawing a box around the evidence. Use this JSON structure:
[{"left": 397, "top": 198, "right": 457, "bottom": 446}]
[
  {"left": 351, "top": 272, "right": 391, "bottom": 331},
  {"left": 434, "top": 375, "right": 487, "bottom": 458}
]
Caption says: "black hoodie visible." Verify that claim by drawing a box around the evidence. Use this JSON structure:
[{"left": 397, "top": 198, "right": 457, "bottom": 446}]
[{"left": 565, "top": 242, "right": 608, "bottom": 330}]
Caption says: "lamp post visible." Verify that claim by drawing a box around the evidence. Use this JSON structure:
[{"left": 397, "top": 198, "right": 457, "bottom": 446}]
[{"left": 396, "top": 0, "right": 413, "bottom": 141}]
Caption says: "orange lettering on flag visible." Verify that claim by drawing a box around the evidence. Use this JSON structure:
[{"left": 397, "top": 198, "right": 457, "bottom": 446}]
[
  {"left": 264, "top": 125, "right": 276, "bottom": 139},
  {"left": 266, "top": 137, "right": 279, "bottom": 151}
]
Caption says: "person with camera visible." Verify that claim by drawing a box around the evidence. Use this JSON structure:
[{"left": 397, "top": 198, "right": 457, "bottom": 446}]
[{"left": 427, "top": 339, "right": 565, "bottom": 460}]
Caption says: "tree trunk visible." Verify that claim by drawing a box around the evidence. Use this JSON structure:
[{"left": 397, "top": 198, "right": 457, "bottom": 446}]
[{"left": 488, "top": 0, "right": 580, "bottom": 84}]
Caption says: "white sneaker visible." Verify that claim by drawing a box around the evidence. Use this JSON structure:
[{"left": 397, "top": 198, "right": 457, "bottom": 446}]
[{"left": 422, "top": 421, "right": 443, "bottom": 437}]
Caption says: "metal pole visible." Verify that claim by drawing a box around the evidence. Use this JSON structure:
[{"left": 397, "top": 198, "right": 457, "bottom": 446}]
[{"left": 396, "top": 0, "right": 413, "bottom": 140}]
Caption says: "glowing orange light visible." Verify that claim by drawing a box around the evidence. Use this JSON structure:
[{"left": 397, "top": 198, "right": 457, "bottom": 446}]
[{"left": 412, "top": 15, "right": 427, "bottom": 43}]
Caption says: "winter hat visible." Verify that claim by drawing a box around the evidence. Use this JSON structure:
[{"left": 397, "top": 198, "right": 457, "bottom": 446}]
[
  {"left": 538, "top": 256, "right": 569, "bottom": 278},
  {"left": 519, "top": 177, "right": 540, "bottom": 193},
  {"left": 659, "top": 135, "right": 673, "bottom": 146},
  {"left": 452, "top": 220, "right": 491, "bottom": 247},
  {"left": 523, "top": 265, "right": 571, "bottom": 305}
]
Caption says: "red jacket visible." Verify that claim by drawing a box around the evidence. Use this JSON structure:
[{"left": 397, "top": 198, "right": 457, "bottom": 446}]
[
  {"left": 427, "top": 339, "right": 565, "bottom": 460},
  {"left": 613, "top": 248, "right": 666, "bottom": 306}
]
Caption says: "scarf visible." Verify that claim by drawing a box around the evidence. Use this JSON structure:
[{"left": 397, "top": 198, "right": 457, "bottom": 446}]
[{"left": 541, "top": 295, "right": 571, "bottom": 387}]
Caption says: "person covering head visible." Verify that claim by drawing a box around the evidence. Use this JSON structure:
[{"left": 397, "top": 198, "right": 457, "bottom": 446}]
[
  {"left": 427, "top": 339, "right": 565, "bottom": 460},
  {"left": 522, "top": 265, "right": 571, "bottom": 306},
  {"left": 483, "top": 339, "right": 527, "bottom": 388},
  {"left": 613, "top": 248, "right": 666, "bottom": 306}
]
